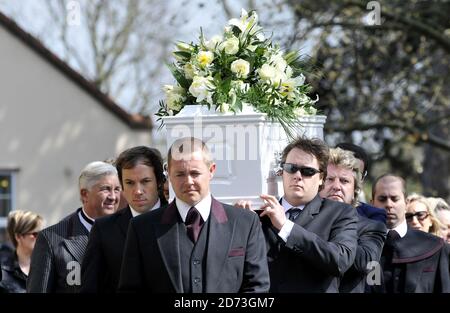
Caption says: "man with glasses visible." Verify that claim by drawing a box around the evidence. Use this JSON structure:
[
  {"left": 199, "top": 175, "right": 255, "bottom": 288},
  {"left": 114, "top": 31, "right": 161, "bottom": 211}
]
[
  {"left": 371, "top": 174, "right": 450, "bottom": 293},
  {"left": 238, "top": 137, "right": 358, "bottom": 292}
]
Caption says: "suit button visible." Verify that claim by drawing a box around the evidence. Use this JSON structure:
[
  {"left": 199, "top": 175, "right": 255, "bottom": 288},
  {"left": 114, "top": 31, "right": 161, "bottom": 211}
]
[
  {"left": 193, "top": 260, "right": 200, "bottom": 265},
  {"left": 194, "top": 277, "right": 201, "bottom": 284}
]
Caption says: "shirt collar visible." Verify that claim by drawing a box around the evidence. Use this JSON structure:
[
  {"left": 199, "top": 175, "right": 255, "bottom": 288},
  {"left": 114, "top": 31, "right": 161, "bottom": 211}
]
[
  {"left": 176, "top": 193, "right": 211, "bottom": 223},
  {"left": 79, "top": 208, "right": 95, "bottom": 232},
  {"left": 390, "top": 219, "right": 408, "bottom": 238},
  {"left": 129, "top": 199, "right": 161, "bottom": 218},
  {"left": 281, "top": 197, "right": 305, "bottom": 214}
]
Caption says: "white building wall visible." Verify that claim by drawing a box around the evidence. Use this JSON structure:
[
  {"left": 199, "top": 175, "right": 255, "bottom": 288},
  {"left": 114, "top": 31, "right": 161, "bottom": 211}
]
[{"left": 0, "top": 26, "right": 153, "bottom": 225}]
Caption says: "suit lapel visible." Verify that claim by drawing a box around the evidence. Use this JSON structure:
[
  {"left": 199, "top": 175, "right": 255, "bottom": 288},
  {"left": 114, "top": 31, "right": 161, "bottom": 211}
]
[
  {"left": 295, "top": 195, "right": 322, "bottom": 227},
  {"left": 264, "top": 196, "right": 322, "bottom": 255},
  {"left": 205, "top": 198, "right": 232, "bottom": 292},
  {"left": 62, "top": 211, "right": 89, "bottom": 263},
  {"left": 156, "top": 201, "right": 183, "bottom": 293}
]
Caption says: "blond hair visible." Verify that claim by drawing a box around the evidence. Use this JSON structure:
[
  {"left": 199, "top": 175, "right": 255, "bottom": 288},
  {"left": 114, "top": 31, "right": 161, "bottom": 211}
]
[
  {"left": 328, "top": 148, "right": 362, "bottom": 207},
  {"left": 7, "top": 210, "right": 44, "bottom": 247},
  {"left": 406, "top": 194, "right": 442, "bottom": 236}
]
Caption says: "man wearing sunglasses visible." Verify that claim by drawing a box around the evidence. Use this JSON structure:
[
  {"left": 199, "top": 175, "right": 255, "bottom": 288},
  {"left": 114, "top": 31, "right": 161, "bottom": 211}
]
[
  {"left": 253, "top": 137, "right": 358, "bottom": 292},
  {"left": 371, "top": 174, "right": 450, "bottom": 293}
]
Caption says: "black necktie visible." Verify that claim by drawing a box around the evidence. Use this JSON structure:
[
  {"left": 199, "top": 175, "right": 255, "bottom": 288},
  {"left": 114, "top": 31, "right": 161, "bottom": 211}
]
[
  {"left": 185, "top": 207, "right": 204, "bottom": 243},
  {"left": 386, "top": 229, "right": 400, "bottom": 246},
  {"left": 287, "top": 208, "right": 301, "bottom": 221}
]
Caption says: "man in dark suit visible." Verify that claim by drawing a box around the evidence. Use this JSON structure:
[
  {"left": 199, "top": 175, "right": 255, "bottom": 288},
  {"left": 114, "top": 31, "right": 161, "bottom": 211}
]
[
  {"left": 336, "top": 142, "right": 386, "bottom": 223},
  {"left": 118, "top": 137, "right": 270, "bottom": 293},
  {"left": 319, "top": 148, "right": 386, "bottom": 293},
  {"left": 247, "top": 137, "right": 358, "bottom": 292},
  {"left": 371, "top": 174, "right": 450, "bottom": 293},
  {"left": 81, "top": 146, "right": 167, "bottom": 293},
  {"left": 27, "top": 161, "right": 121, "bottom": 292}
]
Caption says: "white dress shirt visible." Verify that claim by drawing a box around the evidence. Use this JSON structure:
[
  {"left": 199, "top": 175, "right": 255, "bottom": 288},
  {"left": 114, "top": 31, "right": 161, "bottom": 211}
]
[
  {"left": 390, "top": 219, "right": 408, "bottom": 238},
  {"left": 129, "top": 199, "right": 161, "bottom": 218},
  {"left": 176, "top": 193, "right": 212, "bottom": 223},
  {"left": 79, "top": 208, "right": 95, "bottom": 232},
  {"left": 278, "top": 197, "right": 305, "bottom": 242}
]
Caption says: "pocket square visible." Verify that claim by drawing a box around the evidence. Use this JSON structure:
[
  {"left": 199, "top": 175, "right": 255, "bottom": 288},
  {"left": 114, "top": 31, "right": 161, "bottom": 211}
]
[
  {"left": 228, "top": 248, "right": 245, "bottom": 257},
  {"left": 422, "top": 266, "right": 435, "bottom": 273}
]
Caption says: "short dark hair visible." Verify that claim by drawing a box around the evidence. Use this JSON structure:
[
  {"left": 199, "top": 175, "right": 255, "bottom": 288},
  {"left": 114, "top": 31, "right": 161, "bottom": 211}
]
[
  {"left": 372, "top": 173, "right": 407, "bottom": 200},
  {"left": 335, "top": 142, "right": 370, "bottom": 177},
  {"left": 167, "top": 137, "right": 212, "bottom": 167},
  {"left": 281, "top": 137, "right": 329, "bottom": 189},
  {"left": 115, "top": 146, "right": 167, "bottom": 204}
]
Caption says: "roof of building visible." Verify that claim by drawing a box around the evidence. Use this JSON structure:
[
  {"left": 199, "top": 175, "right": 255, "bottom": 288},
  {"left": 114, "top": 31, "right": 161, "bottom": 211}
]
[{"left": 0, "top": 11, "right": 152, "bottom": 130}]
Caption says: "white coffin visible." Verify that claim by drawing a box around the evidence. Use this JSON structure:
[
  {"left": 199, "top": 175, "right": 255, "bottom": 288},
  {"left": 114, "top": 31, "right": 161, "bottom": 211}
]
[{"left": 162, "top": 105, "right": 326, "bottom": 207}]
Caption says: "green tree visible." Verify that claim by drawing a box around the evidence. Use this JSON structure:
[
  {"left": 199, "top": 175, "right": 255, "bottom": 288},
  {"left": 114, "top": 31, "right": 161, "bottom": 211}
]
[{"left": 284, "top": 0, "right": 450, "bottom": 200}]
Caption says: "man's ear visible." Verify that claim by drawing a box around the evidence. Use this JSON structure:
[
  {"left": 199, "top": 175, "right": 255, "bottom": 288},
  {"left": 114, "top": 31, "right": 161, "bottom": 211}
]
[
  {"left": 80, "top": 188, "right": 88, "bottom": 203},
  {"left": 209, "top": 163, "right": 216, "bottom": 179}
]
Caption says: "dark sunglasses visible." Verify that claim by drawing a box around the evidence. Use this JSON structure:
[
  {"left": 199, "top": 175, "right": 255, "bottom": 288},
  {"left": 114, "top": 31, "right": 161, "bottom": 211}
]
[
  {"left": 405, "top": 211, "right": 429, "bottom": 221},
  {"left": 281, "top": 163, "right": 322, "bottom": 177},
  {"left": 24, "top": 231, "right": 39, "bottom": 238}
]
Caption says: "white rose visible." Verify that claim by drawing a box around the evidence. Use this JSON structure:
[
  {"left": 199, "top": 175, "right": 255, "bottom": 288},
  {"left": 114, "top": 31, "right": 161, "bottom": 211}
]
[
  {"left": 164, "top": 85, "right": 185, "bottom": 111},
  {"left": 221, "top": 37, "right": 239, "bottom": 55},
  {"left": 205, "top": 35, "right": 223, "bottom": 51},
  {"left": 230, "top": 59, "right": 250, "bottom": 78},
  {"left": 189, "top": 76, "right": 215, "bottom": 104},
  {"left": 196, "top": 51, "right": 214, "bottom": 67},
  {"left": 258, "top": 64, "right": 276, "bottom": 81}
]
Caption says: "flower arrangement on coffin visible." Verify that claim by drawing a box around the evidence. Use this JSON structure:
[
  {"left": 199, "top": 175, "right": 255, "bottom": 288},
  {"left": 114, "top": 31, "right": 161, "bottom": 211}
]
[{"left": 157, "top": 9, "right": 318, "bottom": 135}]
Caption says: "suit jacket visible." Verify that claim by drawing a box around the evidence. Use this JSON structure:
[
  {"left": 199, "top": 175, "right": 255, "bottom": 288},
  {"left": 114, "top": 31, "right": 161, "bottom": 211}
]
[
  {"left": 356, "top": 202, "right": 387, "bottom": 224},
  {"left": 27, "top": 208, "right": 89, "bottom": 293},
  {"left": 118, "top": 198, "right": 270, "bottom": 293},
  {"left": 339, "top": 216, "right": 386, "bottom": 293},
  {"left": 375, "top": 227, "right": 450, "bottom": 293},
  {"left": 263, "top": 195, "right": 358, "bottom": 293},
  {"left": 80, "top": 207, "right": 132, "bottom": 293}
]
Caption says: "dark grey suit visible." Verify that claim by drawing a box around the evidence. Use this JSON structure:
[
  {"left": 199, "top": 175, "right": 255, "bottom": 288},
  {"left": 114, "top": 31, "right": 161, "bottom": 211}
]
[
  {"left": 264, "top": 195, "right": 358, "bottom": 292},
  {"left": 118, "top": 198, "right": 270, "bottom": 293},
  {"left": 339, "top": 216, "right": 386, "bottom": 293},
  {"left": 27, "top": 208, "right": 88, "bottom": 293},
  {"left": 80, "top": 207, "right": 132, "bottom": 293},
  {"left": 374, "top": 227, "right": 450, "bottom": 293}
]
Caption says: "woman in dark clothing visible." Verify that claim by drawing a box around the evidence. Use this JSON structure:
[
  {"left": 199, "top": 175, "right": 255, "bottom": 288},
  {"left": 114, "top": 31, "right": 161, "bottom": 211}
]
[{"left": 0, "top": 210, "right": 43, "bottom": 293}]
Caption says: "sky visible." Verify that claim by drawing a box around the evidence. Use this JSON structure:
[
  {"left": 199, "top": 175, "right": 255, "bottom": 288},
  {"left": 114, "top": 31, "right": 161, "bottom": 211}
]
[{"left": 0, "top": 0, "right": 302, "bottom": 115}]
